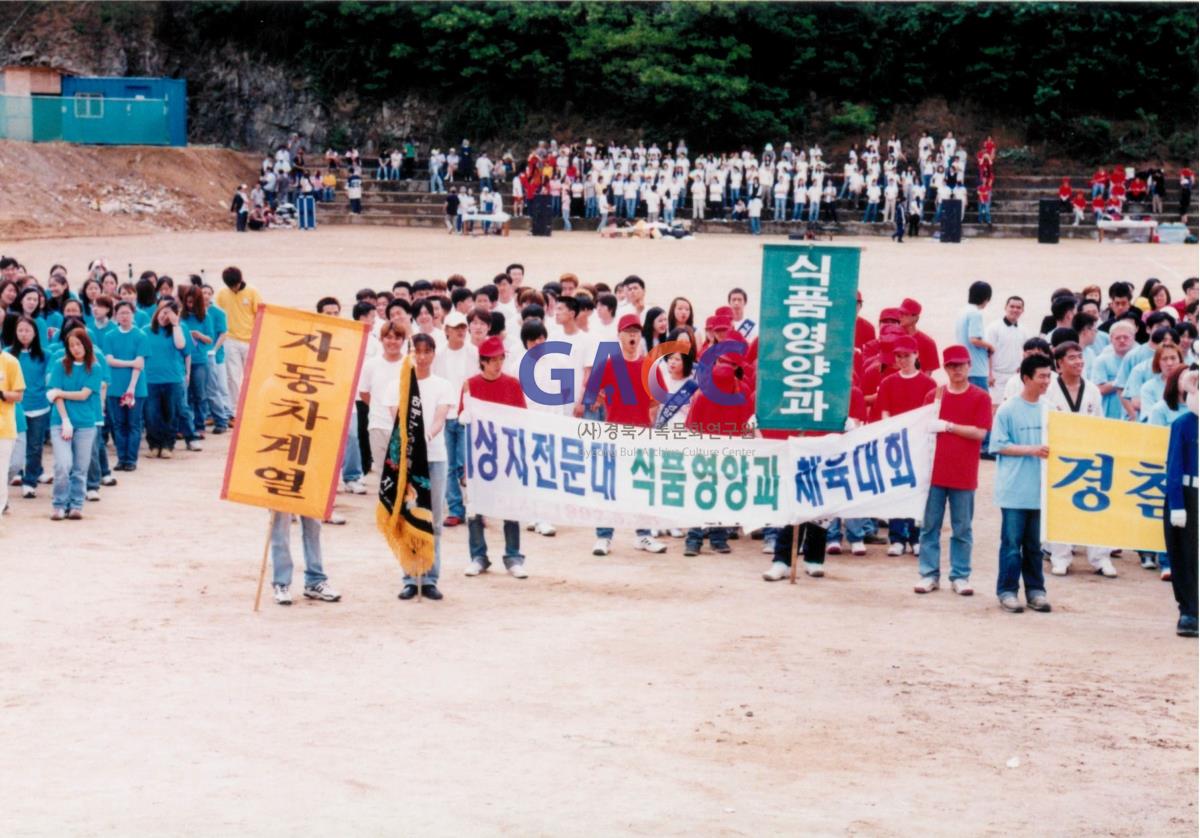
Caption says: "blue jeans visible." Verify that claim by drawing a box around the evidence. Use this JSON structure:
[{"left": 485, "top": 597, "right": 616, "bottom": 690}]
[
  {"left": 918, "top": 486, "right": 975, "bottom": 580},
  {"left": 430, "top": 171, "right": 444, "bottom": 193},
  {"left": 596, "top": 527, "right": 650, "bottom": 539},
  {"left": 404, "top": 460, "right": 446, "bottom": 586},
  {"left": 978, "top": 201, "right": 991, "bottom": 224},
  {"left": 585, "top": 197, "right": 597, "bottom": 218},
  {"left": 827, "top": 517, "right": 870, "bottom": 543},
  {"left": 468, "top": 516, "right": 523, "bottom": 568},
  {"left": 792, "top": 202, "right": 805, "bottom": 220},
  {"left": 888, "top": 518, "right": 917, "bottom": 546},
  {"left": 21, "top": 411, "right": 49, "bottom": 487},
  {"left": 108, "top": 396, "right": 143, "bottom": 466},
  {"left": 444, "top": 418, "right": 467, "bottom": 518},
  {"left": 663, "top": 204, "right": 675, "bottom": 224},
  {"left": 773, "top": 197, "right": 786, "bottom": 219},
  {"left": 687, "top": 527, "right": 729, "bottom": 548},
  {"left": 186, "top": 363, "right": 209, "bottom": 435},
  {"left": 614, "top": 196, "right": 625, "bottom": 217},
  {"left": 51, "top": 426, "right": 95, "bottom": 511},
  {"left": 749, "top": 217, "right": 761, "bottom": 234},
  {"left": 997, "top": 508, "right": 1046, "bottom": 599},
  {"left": 145, "top": 381, "right": 185, "bottom": 451},
  {"left": 205, "top": 359, "right": 232, "bottom": 429},
  {"left": 270, "top": 513, "right": 327, "bottom": 587},
  {"left": 808, "top": 200, "right": 820, "bottom": 222},
  {"left": 863, "top": 202, "right": 878, "bottom": 222},
  {"left": 341, "top": 416, "right": 363, "bottom": 484},
  {"left": 87, "top": 423, "right": 110, "bottom": 490}
]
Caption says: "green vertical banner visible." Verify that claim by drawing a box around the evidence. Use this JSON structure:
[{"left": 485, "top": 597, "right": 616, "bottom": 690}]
[{"left": 755, "top": 244, "right": 860, "bottom": 432}]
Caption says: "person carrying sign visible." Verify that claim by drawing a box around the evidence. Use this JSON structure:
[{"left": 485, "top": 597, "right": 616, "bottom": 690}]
[
  {"left": 913, "top": 346, "right": 993, "bottom": 596},
  {"left": 461, "top": 336, "right": 530, "bottom": 579}
]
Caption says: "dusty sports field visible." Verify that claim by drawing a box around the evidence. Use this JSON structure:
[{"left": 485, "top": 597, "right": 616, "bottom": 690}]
[{"left": 3, "top": 227, "right": 1197, "bottom": 836}]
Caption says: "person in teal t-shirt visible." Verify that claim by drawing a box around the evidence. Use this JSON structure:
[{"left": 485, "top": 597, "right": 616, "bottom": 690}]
[
  {"left": 104, "top": 301, "right": 149, "bottom": 470},
  {"left": 989, "top": 354, "right": 1053, "bottom": 614},
  {"left": 142, "top": 301, "right": 192, "bottom": 458},
  {"left": 180, "top": 285, "right": 213, "bottom": 444},
  {"left": 45, "top": 329, "right": 102, "bottom": 518},
  {"left": 10, "top": 316, "right": 50, "bottom": 494},
  {"left": 200, "top": 284, "right": 231, "bottom": 432}
]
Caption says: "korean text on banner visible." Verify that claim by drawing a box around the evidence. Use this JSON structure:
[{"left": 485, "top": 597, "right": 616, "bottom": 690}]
[
  {"left": 221, "top": 305, "right": 368, "bottom": 519},
  {"left": 463, "top": 398, "right": 934, "bottom": 530},
  {"left": 755, "top": 244, "right": 860, "bottom": 432},
  {"left": 1042, "top": 411, "right": 1168, "bottom": 551}
]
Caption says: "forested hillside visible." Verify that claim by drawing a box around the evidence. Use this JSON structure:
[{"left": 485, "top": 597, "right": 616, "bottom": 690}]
[{"left": 1, "top": 1, "right": 1195, "bottom": 161}]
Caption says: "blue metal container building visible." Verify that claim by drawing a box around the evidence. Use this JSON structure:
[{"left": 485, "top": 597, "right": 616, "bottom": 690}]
[{"left": 59, "top": 76, "right": 187, "bottom": 146}]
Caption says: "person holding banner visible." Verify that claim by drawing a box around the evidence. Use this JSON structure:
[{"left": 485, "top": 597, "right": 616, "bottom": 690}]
[
  {"left": 269, "top": 513, "right": 341, "bottom": 606},
  {"left": 1043, "top": 341, "right": 1116, "bottom": 578},
  {"left": 462, "top": 336, "right": 529, "bottom": 578},
  {"left": 914, "top": 345, "right": 993, "bottom": 595},
  {"left": 1165, "top": 368, "right": 1198, "bottom": 637},
  {"left": 397, "top": 334, "right": 454, "bottom": 601},
  {"left": 589, "top": 314, "right": 668, "bottom": 557},
  {"left": 876, "top": 336, "right": 936, "bottom": 556},
  {"left": 990, "top": 354, "right": 1054, "bottom": 614}
]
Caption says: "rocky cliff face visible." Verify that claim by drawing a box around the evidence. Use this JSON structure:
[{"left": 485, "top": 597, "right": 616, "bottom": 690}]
[{"left": 0, "top": 2, "right": 436, "bottom": 154}]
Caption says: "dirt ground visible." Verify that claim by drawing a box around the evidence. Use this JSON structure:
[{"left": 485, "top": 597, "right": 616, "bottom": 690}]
[{"left": 2, "top": 228, "right": 1197, "bottom": 836}]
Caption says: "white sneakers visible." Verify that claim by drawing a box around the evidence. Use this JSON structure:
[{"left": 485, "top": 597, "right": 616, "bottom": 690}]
[
  {"left": 303, "top": 581, "right": 341, "bottom": 601},
  {"left": 344, "top": 479, "right": 367, "bottom": 495},
  {"left": 635, "top": 535, "right": 667, "bottom": 554},
  {"left": 911, "top": 543, "right": 920, "bottom": 557},
  {"left": 1050, "top": 563, "right": 1069, "bottom": 576},
  {"left": 667, "top": 528, "right": 684, "bottom": 538},
  {"left": 849, "top": 541, "right": 866, "bottom": 556},
  {"left": 21, "top": 486, "right": 35, "bottom": 499},
  {"left": 273, "top": 584, "right": 293, "bottom": 605},
  {"left": 762, "top": 561, "right": 789, "bottom": 581},
  {"left": 914, "top": 577, "right": 939, "bottom": 594},
  {"left": 803, "top": 562, "right": 824, "bottom": 577},
  {"left": 534, "top": 522, "right": 557, "bottom": 536},
  {"left": 464, "top": 561, "right": 485, "bottom": 576},
  {"left": 1095, "top": 559, "right": 1118, "bottom": 578},
  {"left": 508, "top": 564, "right": 529, "bottom": 579},
  {"left": 592, "top": 538, "right": 611, "bottom": 556},
  {"left": 85, "top": 489, "right": 101, "bottom": 502},
  {"left": 886, "top": 543, "right": 904, "bottom": 557},
  {"left": 951, "top": 578, "right": 974, "bottom": 596}
]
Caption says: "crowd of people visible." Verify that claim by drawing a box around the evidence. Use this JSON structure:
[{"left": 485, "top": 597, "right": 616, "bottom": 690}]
[
  {"left": 1057, "top": 165, "right": 1194, "bottom": 225},
  {"left": 1, "top": 253, "right": 1195, "bottom": 634}
]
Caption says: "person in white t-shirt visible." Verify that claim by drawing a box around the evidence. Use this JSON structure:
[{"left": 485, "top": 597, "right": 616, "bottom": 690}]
[
  {"left": 360, "top": 322, "right": 407, "bottom": 476},
  {"left": 397, "top": 333, "right": 456, "bottom": 601},
  {"left": 432, "top": 311, "right": 476, "bottom": 526},
  {"left": 984, "top": 296, "right": 1029, "bottom": 403}
]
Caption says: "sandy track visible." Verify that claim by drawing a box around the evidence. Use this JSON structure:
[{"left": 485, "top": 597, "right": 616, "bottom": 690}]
[{"left": 2, "top": 228, "right": 1196, "bottom": 836}]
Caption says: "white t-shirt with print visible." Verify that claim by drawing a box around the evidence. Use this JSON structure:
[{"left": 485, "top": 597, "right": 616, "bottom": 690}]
[{"left": 415, "top": 373, "right": 456, "bottom": 462}]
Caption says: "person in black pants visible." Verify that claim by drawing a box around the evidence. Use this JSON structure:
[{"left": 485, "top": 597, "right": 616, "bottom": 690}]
[
  {"left": 1165, "top": 371, "right": 1198, "bottom": 637},
  {"left": 762, "top": 521, "right": 828, "bottom": 581}
]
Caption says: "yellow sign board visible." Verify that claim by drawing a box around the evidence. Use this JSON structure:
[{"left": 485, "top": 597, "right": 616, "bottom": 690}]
[
  {"left": 1043, "top": 412, "right": 1168, "bottom": 551},
  {"left": 221, "top": 305, "right": 367, "bottom": 518}
]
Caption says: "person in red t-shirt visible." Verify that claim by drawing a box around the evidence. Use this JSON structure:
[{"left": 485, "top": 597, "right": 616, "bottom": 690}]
[
  {"left": 876, "top": 335, "right": 935, "bottom": 556},
  {"left": 462, "top": 336, "right": 530, "bottom": 579},
  {"left": 1091, "top": 194, "right": 1105, "bottom": 222},
  {"left": 913, "top": 345, "right": 993, "bottom": 595},
  {"left": 898, "top": 298, "right": 939, "bottom": 373},
  {"left": 591, "top": 314, "right": 668, "bottom": 557},
  {"left": 1090, "top": 168, "right": 1108, "bottom": 199},
  {"left": 1070, "top": 191, "right": 1087, "bottom": 226},
  {"left": 854, "top": 290, "right": 875, "bottom": 349},
  {"left": 1057, "top": 177, "right": 1072, "bottom": 211}
]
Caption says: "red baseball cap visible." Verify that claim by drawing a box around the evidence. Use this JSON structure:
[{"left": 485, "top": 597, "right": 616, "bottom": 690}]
[
  {"left": 617, "top": 313, "right": 642, "bottom": 332},
  {"left": 479, "top": 336, "right": 506, "bottom": 358},
  {"left": 879, "top": 323, "right": 906, "bottom": 337},
  {"left": 899, "top": 298, "right": 922, "bottom": 316},
  {"left": 879, "top": 307, "right": 903, "bottom": 323},
  {"left": 942, "top": 345, "right": 971, "bottom": 366},
  {"left": 714, "top": 306, "right": 735, "bottom": 319},
  {"left": 892, "top": 336, "right": 918, "bottom": 355}
]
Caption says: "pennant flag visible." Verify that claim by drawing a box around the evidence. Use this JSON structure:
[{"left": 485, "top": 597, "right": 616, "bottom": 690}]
[{"left": 376, "top": 354, "right": 436, "bottom": 577}]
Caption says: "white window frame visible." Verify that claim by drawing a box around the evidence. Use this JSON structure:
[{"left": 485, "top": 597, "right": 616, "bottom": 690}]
[{"left": 74, "top": 93, "right": 103, "bottom": 119}]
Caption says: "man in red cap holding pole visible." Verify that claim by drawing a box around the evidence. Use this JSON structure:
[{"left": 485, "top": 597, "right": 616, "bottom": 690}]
[
  {"left": 589, "top": 313, "right": 669, "bottom": 557},
  {"left": 461, "top": 336, "right": 530, "bottom": 579},
  {"left": 913, "top": 345, "right": 993, "bottom": 595},
  {"left": 898, "top": 298, "right": 939, "bottom": 373},
  {"left": 875, "top": 335, "right": 936, "bottom": 556}
]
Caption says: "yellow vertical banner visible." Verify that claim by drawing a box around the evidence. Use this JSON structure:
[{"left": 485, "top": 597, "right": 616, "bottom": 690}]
[
  {"left": 221, "top": 305, "right": 368, "bottom": 519},
  {"left": 1042, "top": 412, "right": 1169, "bottom": 551}
]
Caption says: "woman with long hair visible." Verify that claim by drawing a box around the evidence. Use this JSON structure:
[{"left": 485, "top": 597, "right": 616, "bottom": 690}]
[
  {"left": 56, "top": 318, "right": 114, "bottom": 501},
  {"left": 667, "top": 296, "right": 695, "bottom": 331},
  {"left": 10, "top": 316, "right": 48, "bottom": 496},
  {"left": 640, "top": 306, "right": 668, "bottom": 354},
  {"left": 179, "top": 285, "right": 212, "bottom": 443},
  {"left": 45, "top": 329, "right": 102, "bottom": 519},
  {"left": 14, "top": 286, "right": 52, "bottom": 346},
  {"left": 143, "top": 300, "right": 192, "bottom": 458},
  {"left": 79, "top": 277, "right": 102, "bottom": 320},
  {"left": 45, "top": 273, "right": 73, "bottom": 315}
]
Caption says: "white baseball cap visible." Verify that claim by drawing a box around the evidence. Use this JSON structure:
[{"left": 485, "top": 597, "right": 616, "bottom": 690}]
[{"left": 444, "top": 311, "right": 468, "bottom": 328}]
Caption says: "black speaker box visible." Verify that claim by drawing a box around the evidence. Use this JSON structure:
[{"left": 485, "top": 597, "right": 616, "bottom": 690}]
[
  {"left": 940, "top": 200, "right": 962, "bottom": 243},
  {"left": 1038, "top": 198, "right": 1060, "bottom": 244}
]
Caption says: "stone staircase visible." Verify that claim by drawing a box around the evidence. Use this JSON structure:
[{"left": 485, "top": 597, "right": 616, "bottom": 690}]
[{"left": 312, "top": 163, "right": 1198, "bottom": 240}]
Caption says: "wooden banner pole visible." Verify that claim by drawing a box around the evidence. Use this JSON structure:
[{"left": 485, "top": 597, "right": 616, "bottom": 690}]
[{"left": 253, "top": 512, "right": 273, "bottom": 612}]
